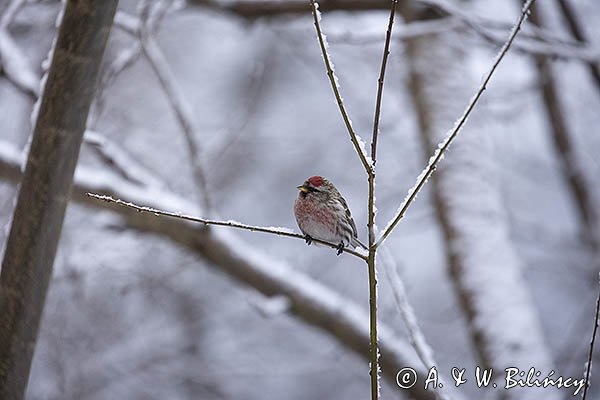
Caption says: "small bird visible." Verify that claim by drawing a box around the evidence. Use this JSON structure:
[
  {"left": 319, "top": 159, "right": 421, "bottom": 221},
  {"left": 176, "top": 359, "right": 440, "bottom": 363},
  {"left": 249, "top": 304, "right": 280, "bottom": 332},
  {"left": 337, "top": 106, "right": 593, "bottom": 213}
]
[{"left": 294, "top": 176, "right": 366, "bottom": 255}]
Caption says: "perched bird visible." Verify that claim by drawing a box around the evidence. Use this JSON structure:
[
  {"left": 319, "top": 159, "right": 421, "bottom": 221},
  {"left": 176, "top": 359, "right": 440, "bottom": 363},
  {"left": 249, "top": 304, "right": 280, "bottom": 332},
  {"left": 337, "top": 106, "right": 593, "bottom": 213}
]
[{"left": 294, "top": 175, "right": 366, "bottom": 255}]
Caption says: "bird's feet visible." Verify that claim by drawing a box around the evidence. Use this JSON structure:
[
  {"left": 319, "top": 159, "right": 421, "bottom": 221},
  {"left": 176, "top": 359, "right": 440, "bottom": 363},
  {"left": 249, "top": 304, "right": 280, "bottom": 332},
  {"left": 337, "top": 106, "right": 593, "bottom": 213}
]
[
  {"left": 336, "top": 242, "right": 345, "bottom": 256},
  {"left": 304, "top": 235, "right": 313, "bottom": 246}
]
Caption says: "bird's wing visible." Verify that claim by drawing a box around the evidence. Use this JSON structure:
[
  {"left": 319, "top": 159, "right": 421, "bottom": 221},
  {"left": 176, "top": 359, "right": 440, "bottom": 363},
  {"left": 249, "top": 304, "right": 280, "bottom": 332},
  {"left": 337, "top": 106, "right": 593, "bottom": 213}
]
[{"left": 338, "top": 195, "right": 358, "bottom": 238}]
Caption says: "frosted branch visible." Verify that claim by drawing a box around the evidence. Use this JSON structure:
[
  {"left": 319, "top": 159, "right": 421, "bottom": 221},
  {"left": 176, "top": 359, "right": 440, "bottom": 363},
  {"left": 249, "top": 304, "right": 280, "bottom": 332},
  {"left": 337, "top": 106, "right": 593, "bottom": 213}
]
[
  {"left": 379, "top": 246, "right": 458, "bottom": 400},
  {"left": 86, "top": 193, "right": 368, "bottom": 260},
  {"left": 309, "top": 0, "right": 372, "bottom": 175},
  {"left": 0, "top": 140, "right": 436, "bottom": 400},
  {"left": 376, "top": 0, "right": 536, "bottom": 248}
]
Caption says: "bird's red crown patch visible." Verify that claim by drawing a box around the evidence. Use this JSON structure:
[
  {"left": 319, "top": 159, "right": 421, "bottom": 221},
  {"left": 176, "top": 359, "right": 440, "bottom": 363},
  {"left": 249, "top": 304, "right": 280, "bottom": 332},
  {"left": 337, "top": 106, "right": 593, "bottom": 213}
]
[{"left": 308, "top": 176, "right": 324, "bottom": 187}]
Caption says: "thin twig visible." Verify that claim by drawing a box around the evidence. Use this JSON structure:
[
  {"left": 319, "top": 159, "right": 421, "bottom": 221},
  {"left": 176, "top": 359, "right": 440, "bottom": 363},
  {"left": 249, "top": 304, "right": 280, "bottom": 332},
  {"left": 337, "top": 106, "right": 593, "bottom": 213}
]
[
  {"left": 528, "top": 4, "right": 599, "bottom": 249},
  {"left": 84, "top": 130, "right": 164, "bottom": 188},
  {"left": 320, "top": 14, "right": 599, "bottom": 63},
  {"left": 379, "top": 246, "right": 450, "bottom": 400},
  {"left": 112, "top": 2, "right": 213, "bottom": 213},
  {"left": 376, "top": 0, "right": 536, "bottom": 248},
  {"left": 365, "top": 1, "right": 398, "bottom": 398},
  {"left": 582, "top": 275, "right": 600, "bottom": 400},
  {"left": 138, "top": 23, "right": 213, "bottom": 213},
  {"left": 86, "top": 193, "right": 369, "bottom": 260},
  {"left": 90, "top": 41, "right": 142, "bottom": 127},
  {"left": 468, "top": 22, "right": 600, "bottom": 63},
  {"left": 370, "top": 0, "right": 397, "bottom": 164},
  {"left": 308, "top": 0, "right": 373, "bottom": 176},
  {"left": 328, "top": 17, "right": 458, "bottom": 45},
  {"left": 0, "top": 139, "right": 439, "bottom": 398},
  {"left": 557, "top": 0, "right": 600, "bottom": 93}
]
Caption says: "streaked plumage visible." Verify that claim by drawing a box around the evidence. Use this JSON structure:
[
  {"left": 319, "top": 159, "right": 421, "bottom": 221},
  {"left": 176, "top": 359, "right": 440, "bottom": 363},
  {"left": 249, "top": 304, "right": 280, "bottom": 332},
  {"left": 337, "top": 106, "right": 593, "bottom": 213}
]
[{"left": 294, "top": 176, "right": 365, "bottom": 255}]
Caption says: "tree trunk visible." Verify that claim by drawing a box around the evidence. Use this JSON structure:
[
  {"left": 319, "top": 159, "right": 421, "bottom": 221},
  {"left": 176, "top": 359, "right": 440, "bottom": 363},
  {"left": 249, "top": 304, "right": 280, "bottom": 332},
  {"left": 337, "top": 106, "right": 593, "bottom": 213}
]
[
  {"left": 0, "top": 2, "right": 117, "bottom": 399},
  {"left": 400, "top": 6, "right": 559, "bottom": 400}
]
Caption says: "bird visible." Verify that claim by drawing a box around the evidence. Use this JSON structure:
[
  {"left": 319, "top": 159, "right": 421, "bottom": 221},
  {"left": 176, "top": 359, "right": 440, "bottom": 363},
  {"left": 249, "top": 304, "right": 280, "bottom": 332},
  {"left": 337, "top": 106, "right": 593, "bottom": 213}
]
[{"left": 294, "top": 175, "right": 366, "bottom": 255}]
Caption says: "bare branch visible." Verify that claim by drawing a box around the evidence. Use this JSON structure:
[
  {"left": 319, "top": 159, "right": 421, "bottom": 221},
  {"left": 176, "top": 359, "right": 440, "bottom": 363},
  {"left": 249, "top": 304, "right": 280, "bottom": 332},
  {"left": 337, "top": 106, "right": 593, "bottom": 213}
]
[
  {"left": 370, "top": 0, "right": 397, "bottom": 164},
  {"left": 557, "top": 0, "right": 600, "bottom": 92},
  {"left": 309, "top": 0, "right": 372, "bottom": 175},
  {"left": 328, "top": 17, "right": 459, "bottom": 45},
  {"left": 138, "top": 32, "right": 212, "bottom": 212},
  {"left": 363, "top": 1, "right": 399, "bottom": 397},
  {"left": 528, "top": 5, "right": 600, "bottom": 248},
  {"left": 90, "top": 41, "right": 142, "bottom": 127},
  {"left": 189, "top": 0, "right": 600, "bottom": 63},
  {"left": 376, "top": 0, "right": 536, "bottom": 248},
  {"left": 421, "top": 0, "right": 599, "bottom": 63},
  {"left": 0, "top": 139, "right": 437, "bottom": 400},
  {"left": 86, "top": 193, "right": 369, "bottom": 260},
  {"left": 84, "top": 130, "right": 165, "bottom": 188},
  {"left": 582, "top": 275, "right": 600, "bottom": 400},
  {"left": 379, "top": 246, "right": 450, "bottom": 400}
]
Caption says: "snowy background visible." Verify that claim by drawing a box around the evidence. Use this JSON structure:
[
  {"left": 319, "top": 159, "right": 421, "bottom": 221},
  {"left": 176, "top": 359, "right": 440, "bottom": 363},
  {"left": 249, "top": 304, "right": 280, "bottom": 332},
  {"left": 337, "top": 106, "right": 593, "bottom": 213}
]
[{"left": 0, "top": 0, "right": 599, "bottom": 399}]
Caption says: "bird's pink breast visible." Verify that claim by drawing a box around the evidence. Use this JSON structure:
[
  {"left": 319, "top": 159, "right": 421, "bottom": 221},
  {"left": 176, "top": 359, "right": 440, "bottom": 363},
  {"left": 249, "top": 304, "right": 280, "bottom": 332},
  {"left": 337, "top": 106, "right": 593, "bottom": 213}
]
[{"left": 294, "top": 195, "right": 337, "bottom": 241}]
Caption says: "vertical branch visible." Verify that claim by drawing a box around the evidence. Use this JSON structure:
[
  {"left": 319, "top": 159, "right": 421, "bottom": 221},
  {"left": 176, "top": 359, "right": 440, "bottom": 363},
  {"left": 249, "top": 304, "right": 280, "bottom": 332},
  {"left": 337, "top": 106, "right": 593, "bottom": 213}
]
[
  {"left": 401, "top": 2, "right": 559, "bottom": 399},
  {"left": 308, "top": 1, "right": 398, "bottom": 398},
  {"left": 366, "top": 248, "right": 379, "bottom": 400},
  {"left": 377, "top": 0, "right": 536, "bottom": 248},
  {"left": 367, "top": 1, "right": 397, "bottom": 398},
  {"left": 528, "top": 4, "right": 599, "bottom": 247},
  {"left": 582, "top": 275, "right": 600, "bottom": 400},
  {"left": 556, "top": 0, "right": 600, "bottom": 93},
  {"left": 308, "top": 0, "right": 372, "bottom": 175},
  {"left": 370, "top": 0, "right": 397, "bottom": 165},
  {"left": 0, "top": 1, "right": 118, "bottom": 398},
  {"left": 379, "top": 246, "right": 452, "bottom": 400}
]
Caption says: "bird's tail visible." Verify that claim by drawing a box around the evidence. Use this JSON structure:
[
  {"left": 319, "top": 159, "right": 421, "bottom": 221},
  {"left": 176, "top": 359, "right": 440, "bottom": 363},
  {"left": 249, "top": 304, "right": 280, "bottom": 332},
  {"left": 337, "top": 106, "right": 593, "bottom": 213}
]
[{"left": 351, "top": 236, "right": 368, "bottom": 250}]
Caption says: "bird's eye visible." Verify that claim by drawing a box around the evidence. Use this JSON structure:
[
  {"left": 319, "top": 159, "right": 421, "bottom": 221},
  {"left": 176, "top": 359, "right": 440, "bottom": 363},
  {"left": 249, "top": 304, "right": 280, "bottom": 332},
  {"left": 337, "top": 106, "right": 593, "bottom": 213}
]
[{"left": 308, "top": 187, "right": 319, "bottom": 193}]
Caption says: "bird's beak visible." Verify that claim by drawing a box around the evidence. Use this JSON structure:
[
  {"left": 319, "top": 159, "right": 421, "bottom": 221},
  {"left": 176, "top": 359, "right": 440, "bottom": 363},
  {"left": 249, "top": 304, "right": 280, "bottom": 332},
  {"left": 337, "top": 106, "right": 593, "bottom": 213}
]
[{"left": 297, "top": 185, "right": 309, "bottom": 193}]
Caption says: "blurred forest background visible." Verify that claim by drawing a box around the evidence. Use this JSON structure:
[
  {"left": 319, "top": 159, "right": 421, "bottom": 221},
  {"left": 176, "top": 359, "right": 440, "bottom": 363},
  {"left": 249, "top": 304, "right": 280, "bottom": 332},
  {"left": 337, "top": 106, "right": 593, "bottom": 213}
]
[{"left": 0, "top": 0, "right": 599, "bottom": 399}]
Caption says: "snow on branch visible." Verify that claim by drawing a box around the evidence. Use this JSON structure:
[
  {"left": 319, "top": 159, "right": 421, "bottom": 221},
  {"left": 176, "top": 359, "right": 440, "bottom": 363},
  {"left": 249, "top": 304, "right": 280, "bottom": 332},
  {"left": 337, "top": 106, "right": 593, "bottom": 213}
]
[
  {"left": 363, "top": 2, "right": 399, "bottom": 397},
  {"left": 86, "top": 193, "right": 368, "bottom": 260},
  {"left": 0, "top": 139, "right": 437, "bottom": 400},
  {"left": 376, "top": 0, "right": 536, "bottom": 248},
  {"left": 308, "top": 0, "right": 373, "bottom": 175},
  {"left": 379, "top": 246, "right": 453, "bottom": 400}
]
